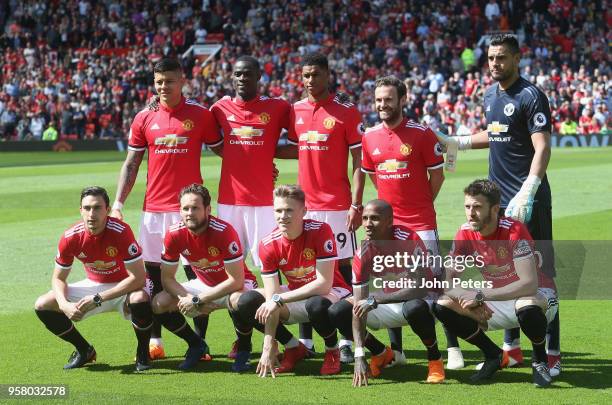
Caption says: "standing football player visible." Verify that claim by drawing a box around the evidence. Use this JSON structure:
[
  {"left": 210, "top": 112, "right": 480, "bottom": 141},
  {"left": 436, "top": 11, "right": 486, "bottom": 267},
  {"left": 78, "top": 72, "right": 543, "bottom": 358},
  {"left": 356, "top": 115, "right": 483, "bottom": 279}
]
[
  {"left": 361, "top": 76, "right": 460, "bottom": 368},
  {"left": 34, "top": 186, "right": 153, "bottom": 371},
  {"left": 436, "top": 34, "right": 560, "bottom": 375},
  {"left": 111, "top": 58, "right": 222, "bottom": 360},
  {"left": 152, "top": 184, "right": 258, "bottom": 371},
  {"left": 281, "top": 53, "right": 365, "bottom": 362},
  {"left": 210, "top": 56, "right": 290, "bottom": 358}
]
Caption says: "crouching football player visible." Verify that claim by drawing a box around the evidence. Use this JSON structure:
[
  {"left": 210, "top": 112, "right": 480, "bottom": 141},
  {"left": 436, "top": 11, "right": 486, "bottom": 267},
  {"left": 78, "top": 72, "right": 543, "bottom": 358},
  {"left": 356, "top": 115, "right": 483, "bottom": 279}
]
[
  {"left": 34, "top": 186, "right": 153, "bottom": 372},
  {"left": 234, "top": 185, "right": 351, "bottom": 377},
  {"left": 152, "top": 184, "right": 258, "bottom": 371},
  {"left": 433, "top": 179, "right": 558, "bottom": 387},
  {"left": 329, "top": 200, "right": 445, "bottom": 386}
]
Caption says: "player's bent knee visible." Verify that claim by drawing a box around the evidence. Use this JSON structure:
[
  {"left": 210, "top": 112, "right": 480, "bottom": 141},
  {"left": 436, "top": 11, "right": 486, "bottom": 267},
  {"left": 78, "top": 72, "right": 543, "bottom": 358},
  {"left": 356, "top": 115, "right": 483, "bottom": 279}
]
[
  {"left": 227, "top": 291, "right": 242, "bottom": 311},
  {"left": 34, "top": 292, "right": 57, "bottom": 311},
  {"left": 328, "top": 299, "right": 352, "bottom": 323},
  {"left": 305, "top": 295, "right": 332, "bottom": 321},
  {"left": 435, "top": 295, "right": 455, "bottom": 308},
  {"left": 515, "top": 297, "right": 546, "bottom": 312},
  {"left": 402, "top": 298, "right": 429, "bottom": 322},
  {"left": 128, "top": 290, "right": 150, "bottom": 304},
  {"left": 151, "top": 292, "right": 174, "bottom": 314}
]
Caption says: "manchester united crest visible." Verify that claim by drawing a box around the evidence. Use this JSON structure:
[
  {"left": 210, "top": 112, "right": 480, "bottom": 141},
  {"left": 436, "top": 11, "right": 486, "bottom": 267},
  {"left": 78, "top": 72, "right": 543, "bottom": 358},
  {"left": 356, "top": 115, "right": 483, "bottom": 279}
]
[
  {"left": 323, "top": 117, "right": 335, "bottom": 129},
  {"left": 106, "top": 246, "right": 118, "bottom": 257},
  {"left": 259, "top": 112, "right": 271, "bottom": 124},
  {"left": 400, "top": 143, "right": 412, "bottom": 156},
  {"left": 303, "top": 248, "right": 315, "bottom": 260},
  {"left": 497, "top": 246, "right": 508, "bottom": 259},
  {"left": 182, "top": 119, "right": 194, "bottom": 130},
  {"left": 208, "top": 246, "right": 220, "bottom": 257}
]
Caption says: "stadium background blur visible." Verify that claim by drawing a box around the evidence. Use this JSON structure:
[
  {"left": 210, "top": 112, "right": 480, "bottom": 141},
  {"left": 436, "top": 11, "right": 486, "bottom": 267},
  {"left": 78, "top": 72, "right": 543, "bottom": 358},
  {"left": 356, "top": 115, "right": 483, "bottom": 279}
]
[{"left": 0, "top": 0, "right": 609, "bottom": 141}]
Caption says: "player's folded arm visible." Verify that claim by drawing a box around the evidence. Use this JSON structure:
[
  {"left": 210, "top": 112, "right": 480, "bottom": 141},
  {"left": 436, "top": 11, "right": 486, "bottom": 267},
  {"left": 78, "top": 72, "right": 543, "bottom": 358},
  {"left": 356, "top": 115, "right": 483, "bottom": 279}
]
[
  {"left": 279, "top": 259, "right": 335, "bottom": 303},
  {"left": 99, "top": 259, "right": 147, "bottom": 301},
  {"left": 159, "top": 260, "right": 183, "bottom": 297},
  {"left": 482, "top": 251, "right": 538, "bottom": 301},
  {"left": 199, "top": 259, "right": 245, "bottom": 303}
]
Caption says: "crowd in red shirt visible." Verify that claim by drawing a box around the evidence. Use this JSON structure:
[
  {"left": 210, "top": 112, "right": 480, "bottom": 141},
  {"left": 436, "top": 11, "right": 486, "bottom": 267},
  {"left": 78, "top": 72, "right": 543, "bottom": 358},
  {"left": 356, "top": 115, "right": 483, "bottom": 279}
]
[{"left": 0, "top": 0, "right": 609, "bottom": 141}]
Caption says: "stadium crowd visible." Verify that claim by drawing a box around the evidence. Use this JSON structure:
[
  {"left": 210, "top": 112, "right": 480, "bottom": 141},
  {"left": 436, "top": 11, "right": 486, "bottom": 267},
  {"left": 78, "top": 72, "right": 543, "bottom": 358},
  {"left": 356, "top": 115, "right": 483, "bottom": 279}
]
[{"left": 0, "top": 0, "right": 609, "bottom": 141}]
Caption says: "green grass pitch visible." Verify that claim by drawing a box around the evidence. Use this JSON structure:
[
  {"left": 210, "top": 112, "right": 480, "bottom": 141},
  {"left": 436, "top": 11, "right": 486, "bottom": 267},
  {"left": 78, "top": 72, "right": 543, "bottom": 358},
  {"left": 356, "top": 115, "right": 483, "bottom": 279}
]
[{"left": 1, "top": 148, "right": 611, "bottom": 403}]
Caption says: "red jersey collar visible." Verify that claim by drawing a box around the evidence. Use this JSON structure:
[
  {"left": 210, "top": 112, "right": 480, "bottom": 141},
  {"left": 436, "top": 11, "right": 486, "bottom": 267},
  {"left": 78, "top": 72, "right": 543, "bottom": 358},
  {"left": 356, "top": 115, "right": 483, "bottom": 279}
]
[
  {"left": 159, "top": 96, "right": 186, "bottom": 113},
  {"left": 307, "top": 93, "right": 333, "bottom": 107},
  {"left": 233, "top": 94, "right": 260, "bottom": 108},
  {"left": 382, "top": 117, "right": 408, "bottom": 132}
]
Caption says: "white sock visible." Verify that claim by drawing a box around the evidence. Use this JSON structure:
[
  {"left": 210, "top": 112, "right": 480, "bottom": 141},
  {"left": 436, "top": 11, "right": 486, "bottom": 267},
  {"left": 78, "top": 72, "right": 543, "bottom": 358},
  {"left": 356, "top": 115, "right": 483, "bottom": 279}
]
[
  {"left": 299, "top": 338, "right": 313, "bottom": 349},
  {"left": 338, "top": 339, "right": 352, "bottom": 348},
  {"left": 150, "top": 337, "right": 163, "bottom": 346},
  {"left": 286, "top": 337, "right": 299, "bottom": 349},
  {"left": 502, "top": 339, "right": 520, "bottom": 351}
]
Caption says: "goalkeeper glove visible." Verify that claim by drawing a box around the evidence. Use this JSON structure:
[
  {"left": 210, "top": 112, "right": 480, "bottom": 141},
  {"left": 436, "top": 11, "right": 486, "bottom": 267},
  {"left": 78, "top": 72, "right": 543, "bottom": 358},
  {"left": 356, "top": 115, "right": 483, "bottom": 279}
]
[
  {"left": 434, "top": 131, "right": 472, "bottom": 172},
  {"left": 504, "top": 175, "right": 541, "bottom": 223}
]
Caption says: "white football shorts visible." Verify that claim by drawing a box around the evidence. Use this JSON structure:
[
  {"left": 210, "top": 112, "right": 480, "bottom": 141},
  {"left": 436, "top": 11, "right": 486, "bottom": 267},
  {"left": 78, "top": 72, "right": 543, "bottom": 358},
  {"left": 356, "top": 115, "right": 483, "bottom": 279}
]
[
  {"left": 217, "top": 204, "right": 277, "bottom": 267},
  {"left": 305, "top": 210, "right": 356, "bottom": 260}
]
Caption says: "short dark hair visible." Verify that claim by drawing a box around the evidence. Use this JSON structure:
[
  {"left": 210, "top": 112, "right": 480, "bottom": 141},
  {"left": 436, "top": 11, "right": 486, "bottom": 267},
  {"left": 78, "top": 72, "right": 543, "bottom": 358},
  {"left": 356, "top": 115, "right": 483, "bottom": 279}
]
[
  {"left": 489, "top": 34, "right": 520, "bottom": 54},
  {"left": 153, "top": 58, "right": 183, "bottom": 74},
  {"left": 375, "top": 75, "right": 407, "bottom": 100},
  {"left": 301, "top": 52, "right": 328, "bottom": 70},
  {"left": 179, "top": 183, "right": 211, "bottom": 207},
  {"left": 464, "top": 179, "right": 501, "bottom": 207},
  {"left": 80, "top": 186, "right": 110, "bottom": 207},
  {"left": 235, "top": 55, "right": 260, "bottom": 72},
  {"left": 273, "top": 184, "right": 305, "bottom": 205},
  {"left": 364, "top": 199, "right": 394, "bottom": 219}
]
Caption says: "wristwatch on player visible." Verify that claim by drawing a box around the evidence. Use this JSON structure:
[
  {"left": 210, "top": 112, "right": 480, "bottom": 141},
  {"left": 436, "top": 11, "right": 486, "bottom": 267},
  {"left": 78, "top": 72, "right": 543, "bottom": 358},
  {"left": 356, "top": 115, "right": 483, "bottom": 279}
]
[
  {"left": 351, "top": 203, "right": 364, "bottom": 211},
  {"left": 271, "top": 293, "right": 284, "bottom": 307},
  {"left": 191, "top": 295, "right": 202, "bottom": 307},
  {"left": 366, "top": 296, "right": 378, "bottom": 309},
  {"left": 475, "top": 290, "right": 485, "bottom": 306},
  {"left": 93, "top": 293, "right": 103, "bottom": 307}
]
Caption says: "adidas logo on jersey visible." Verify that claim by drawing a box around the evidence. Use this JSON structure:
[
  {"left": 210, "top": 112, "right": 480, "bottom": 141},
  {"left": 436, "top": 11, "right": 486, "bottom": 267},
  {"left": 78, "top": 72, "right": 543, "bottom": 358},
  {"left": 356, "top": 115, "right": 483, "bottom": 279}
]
[
  {"left": 151, "top": 123, "right": 160, "bottom": 130},
  {"left": 78, "top": 252, "right": 87, "bottom": 259},
  {"left": 227, "top": 114, "right": 236, "bottom": 122},
  {"left": 296, "top": 117, "right": 304, "bottom": 125},
  {"left": 373, "top": 148, "right": 381, "bottom": 155},
  {"left": 279, "top": 258, "right": 288, "bottom": 266},
  {"left": 182, "top": 249, "right": 191, "bottom": 256},
  {"left": 486, "top": 105, "right": 491, "bottom": 112}
]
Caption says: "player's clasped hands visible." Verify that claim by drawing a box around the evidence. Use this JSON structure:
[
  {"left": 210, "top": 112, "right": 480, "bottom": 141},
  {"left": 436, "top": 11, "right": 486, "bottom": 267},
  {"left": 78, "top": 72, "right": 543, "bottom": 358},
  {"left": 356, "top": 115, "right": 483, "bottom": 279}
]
[
  {"left": 353, "top": 299, "right": 373, "bottom": 318},
  {"left": 352, "top": 357, "right": 369, "bottom": 387},
  {"left": 257, "top": 337, "right": 280, "bottom": 378},
  {"left": 177, "top": 294, "right": 200, "bottom": 318},
  {"left": 255, "top": 299, "right": 279, "bottom": 324},
  {"left": 60, "top": 302, "right": 85, "bottom": 321}
]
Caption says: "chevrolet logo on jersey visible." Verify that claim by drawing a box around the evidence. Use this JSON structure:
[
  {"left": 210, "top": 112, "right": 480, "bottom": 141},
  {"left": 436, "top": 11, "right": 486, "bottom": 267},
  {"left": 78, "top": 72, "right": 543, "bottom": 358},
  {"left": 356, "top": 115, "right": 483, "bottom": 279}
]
[
  {"left": 377, "top": 159, "right": 408, "bottom": 173},
  {"left": 85, "top": 260, "right": 117, "bottom": 270},
  {"left": 285, "top": 266, "right": 314, "bottom": 278},
  {"left": 299, "top": 131, "right": 329, "bottom": 143},
  {"left": 154, "top": 134, "right": 188, "bottom": 147},
  {"left": 192, "top": 258, "right": 220, "bottom": 268},
  {"left": 487, "top": 121, "right": 509, "bottom": 135},
  {"left": 231, "top": 126, "right": 264, "bottom": 139}
]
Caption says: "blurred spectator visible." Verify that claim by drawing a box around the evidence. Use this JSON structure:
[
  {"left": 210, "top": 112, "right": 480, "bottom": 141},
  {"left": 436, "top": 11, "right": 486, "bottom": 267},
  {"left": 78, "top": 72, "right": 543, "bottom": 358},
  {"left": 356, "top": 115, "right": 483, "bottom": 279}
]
[
  {"left": 559, "top": 114, "right": 578, "bottom": 135},
  {"left": 42, "top": 120, "right": 58, "bottom": 141},
  {"left": 0, "top": 0, "right": 609, "bottom": 141}
]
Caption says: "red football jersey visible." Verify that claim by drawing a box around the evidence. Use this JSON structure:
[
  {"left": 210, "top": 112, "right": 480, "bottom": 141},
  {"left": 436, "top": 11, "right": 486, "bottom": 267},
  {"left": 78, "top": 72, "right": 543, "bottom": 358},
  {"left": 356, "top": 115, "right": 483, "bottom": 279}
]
[
  {"left": 211, "top": 95, "right": 290, "bottom": 206},
  {"left": 259, "top": 219, "right": 350, "bottom": 291},
  {"left": 55, "top": 218, "right": 143, "bottom": 283},
  {"left": 161, "top": 216, "right": 256, "bottom": 287},
  {"left": 450, "top": 217, "right": 556, "bottom": 289},
  {"left": 128, "top": 97, "right": 222, "bottom": 212},
  {"left": 352, "top": 225, "right": 435, "bottom": 292},
  {"left": 361, "top": 119, "right": 444, "bottom": 231},
  {"left": 288, "top": 94, "right": 363, "bottom": 210}
]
